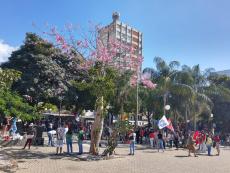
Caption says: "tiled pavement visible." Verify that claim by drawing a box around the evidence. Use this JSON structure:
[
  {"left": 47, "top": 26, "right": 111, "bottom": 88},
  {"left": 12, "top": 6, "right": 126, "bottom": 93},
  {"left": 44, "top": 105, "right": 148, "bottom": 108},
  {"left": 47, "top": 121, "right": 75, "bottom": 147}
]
[{"left": 1, "top": 144, "right": 230, "bottom": 173}]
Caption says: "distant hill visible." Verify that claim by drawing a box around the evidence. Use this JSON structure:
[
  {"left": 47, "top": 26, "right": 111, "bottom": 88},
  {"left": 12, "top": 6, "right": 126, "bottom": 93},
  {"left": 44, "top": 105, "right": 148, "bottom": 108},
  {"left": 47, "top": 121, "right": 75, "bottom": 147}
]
[{"left": 216, "top": 70, "right": 230, "bottom": 77}]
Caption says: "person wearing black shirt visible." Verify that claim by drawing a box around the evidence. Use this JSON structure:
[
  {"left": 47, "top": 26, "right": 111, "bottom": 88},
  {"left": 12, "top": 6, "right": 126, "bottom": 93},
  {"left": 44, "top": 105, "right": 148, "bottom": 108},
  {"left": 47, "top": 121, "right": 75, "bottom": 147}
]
[
  {"left": 174, "top": 132, "right": 179, "bottom": 150},
  {"left": 157, "top": 131, "right": 164, "bottom": 152}
]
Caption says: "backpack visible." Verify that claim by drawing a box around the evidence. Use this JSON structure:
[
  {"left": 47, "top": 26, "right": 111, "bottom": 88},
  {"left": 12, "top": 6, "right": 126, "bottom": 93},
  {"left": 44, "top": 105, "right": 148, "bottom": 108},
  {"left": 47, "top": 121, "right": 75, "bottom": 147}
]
[
  {"left": 79, "top": 133, "right": 84, "bottom": 141},
  {"left": 129, "top": 135, "right": 134, "bottom": 140}
]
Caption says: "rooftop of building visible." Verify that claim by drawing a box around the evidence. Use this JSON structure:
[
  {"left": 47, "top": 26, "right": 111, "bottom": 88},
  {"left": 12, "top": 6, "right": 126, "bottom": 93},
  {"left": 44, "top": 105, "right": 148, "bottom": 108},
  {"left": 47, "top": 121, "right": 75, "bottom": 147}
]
[{"left": 101, "top": 12, "right": 142, "bottom": 34}]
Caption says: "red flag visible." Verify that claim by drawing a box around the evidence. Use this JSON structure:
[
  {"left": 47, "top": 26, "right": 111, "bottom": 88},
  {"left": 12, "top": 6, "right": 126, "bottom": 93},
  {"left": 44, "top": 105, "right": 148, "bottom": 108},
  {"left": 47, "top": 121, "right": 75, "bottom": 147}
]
[{"left": 166, "top": 118, "right": 174, "bottom": 132}]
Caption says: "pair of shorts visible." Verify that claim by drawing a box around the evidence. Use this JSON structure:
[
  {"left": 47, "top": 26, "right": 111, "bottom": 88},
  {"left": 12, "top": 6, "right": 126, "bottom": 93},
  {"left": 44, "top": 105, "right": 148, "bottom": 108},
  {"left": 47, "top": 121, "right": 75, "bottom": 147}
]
[
  {"left": 56, "top": 140, "right": 64, "bottom": 147},
  {"left": 216, "top": 143, "right": 220, "bottom": 149},
  {"left": 187, "top": 144, "right": 195, "bottom": 152}
]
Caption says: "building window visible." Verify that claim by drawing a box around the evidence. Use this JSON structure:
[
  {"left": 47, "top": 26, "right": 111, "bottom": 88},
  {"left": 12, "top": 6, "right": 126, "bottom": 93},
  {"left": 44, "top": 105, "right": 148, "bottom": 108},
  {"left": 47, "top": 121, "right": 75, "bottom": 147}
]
[
  {"left": 122, "top": 26, "right": 126, "bottom": 33},
  {"left": 132, "top": 37, "right": 138, "bottom": 43},
  {"left": 132, "top": 30, "right": 139, "bottom": 37},
  {"left": 121, "top": 33, "right": 126, "bottom": 40},
  {"left": 127, "top": 35, "right": 131, "bottom": 42}
]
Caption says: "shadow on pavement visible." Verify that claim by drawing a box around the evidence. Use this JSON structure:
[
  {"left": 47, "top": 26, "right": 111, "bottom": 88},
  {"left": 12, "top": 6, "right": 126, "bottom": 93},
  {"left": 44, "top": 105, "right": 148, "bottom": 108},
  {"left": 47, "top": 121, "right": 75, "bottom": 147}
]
[
  {"left": 0, "top": 168, "right": 16, "bottom": 173},
  {"left": 142, "top": 150, "right": 158, "bottom": 153},
  {"left": 1, "top": 147, "right": 83, "bottom": 162},
  {"left": 174, "top": 155, "right": 189, "bottom": 158}
]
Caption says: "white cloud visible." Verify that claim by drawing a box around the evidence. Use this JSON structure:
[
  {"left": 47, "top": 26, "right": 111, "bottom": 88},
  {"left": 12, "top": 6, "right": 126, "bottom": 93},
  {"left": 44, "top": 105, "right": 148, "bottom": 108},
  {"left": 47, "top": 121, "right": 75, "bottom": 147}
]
[{"left": 0, "top": 40, "right": 18, "bottom": 64}]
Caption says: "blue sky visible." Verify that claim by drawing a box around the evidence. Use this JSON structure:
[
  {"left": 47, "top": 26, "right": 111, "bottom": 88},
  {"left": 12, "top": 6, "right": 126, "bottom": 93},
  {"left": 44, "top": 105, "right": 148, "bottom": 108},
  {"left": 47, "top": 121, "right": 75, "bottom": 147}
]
[{"left": 0, "top": 0, "right": 229, "bottom": 71}]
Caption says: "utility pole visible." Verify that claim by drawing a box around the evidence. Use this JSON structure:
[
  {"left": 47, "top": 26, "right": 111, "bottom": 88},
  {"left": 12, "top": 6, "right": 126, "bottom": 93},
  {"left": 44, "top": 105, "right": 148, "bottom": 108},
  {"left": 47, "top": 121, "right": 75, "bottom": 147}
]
[
  {"left": 135, "top": 77, "right": 139, "bottom": 128},
  {"left": 135, "top": 65, "right": 140, "bottom": 129}
]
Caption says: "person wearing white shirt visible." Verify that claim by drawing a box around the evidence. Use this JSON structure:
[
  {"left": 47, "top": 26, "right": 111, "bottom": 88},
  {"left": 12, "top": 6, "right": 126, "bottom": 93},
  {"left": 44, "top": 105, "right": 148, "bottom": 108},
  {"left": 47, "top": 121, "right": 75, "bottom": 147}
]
[{"left": 129, "top": 130, "right": 136, "bottom": 155}]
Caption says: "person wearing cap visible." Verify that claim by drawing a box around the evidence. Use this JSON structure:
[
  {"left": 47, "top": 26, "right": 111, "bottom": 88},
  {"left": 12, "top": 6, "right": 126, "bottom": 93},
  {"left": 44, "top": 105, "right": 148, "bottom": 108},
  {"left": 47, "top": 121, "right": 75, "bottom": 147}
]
[{"left": 23, "top": 123, "right": 35, "bottom": 149}]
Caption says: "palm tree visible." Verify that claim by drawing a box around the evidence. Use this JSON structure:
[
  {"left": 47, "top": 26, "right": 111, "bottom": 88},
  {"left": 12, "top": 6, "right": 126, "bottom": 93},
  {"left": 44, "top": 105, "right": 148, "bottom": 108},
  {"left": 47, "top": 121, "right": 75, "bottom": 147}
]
[
  {"left": 145, "top": 57, "right": 180, "bottom": 115},
  {"left": 174, "top": 65, "right": 213, "bottom": 130}
]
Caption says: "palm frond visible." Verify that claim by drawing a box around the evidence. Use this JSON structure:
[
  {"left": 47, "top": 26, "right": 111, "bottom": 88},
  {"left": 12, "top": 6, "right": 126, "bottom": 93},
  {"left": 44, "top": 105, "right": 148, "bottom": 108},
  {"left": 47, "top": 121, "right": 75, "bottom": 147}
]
[{"left": 169, "top": 61, "right": 180, "bottom": 70}]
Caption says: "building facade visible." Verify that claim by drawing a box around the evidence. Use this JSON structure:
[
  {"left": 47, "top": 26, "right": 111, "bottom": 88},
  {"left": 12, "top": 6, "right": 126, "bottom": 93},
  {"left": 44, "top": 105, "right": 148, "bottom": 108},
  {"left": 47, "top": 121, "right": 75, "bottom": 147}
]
[{"left": 99, "top": 12, "right": 143, "bottom": 72}]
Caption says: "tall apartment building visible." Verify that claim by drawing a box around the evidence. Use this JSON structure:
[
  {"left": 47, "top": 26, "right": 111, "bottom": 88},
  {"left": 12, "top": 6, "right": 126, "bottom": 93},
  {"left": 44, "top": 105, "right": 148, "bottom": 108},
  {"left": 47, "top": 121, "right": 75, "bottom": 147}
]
[{"left": 99, "top": 12, "right": 143, "bottom": 72}]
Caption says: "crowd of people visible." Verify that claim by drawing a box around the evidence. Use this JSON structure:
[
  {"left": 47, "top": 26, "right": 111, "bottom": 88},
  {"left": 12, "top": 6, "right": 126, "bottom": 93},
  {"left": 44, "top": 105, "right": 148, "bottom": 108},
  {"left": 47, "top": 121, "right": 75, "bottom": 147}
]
[
  {"left": 0, "top": 116, "right": 228, "bottom": 158},
  {"left": 46, "top": 122, "right": 85, "bottom": 155},
  {"left": 127, "top": 127, "right": 222, "bottom": 157}
]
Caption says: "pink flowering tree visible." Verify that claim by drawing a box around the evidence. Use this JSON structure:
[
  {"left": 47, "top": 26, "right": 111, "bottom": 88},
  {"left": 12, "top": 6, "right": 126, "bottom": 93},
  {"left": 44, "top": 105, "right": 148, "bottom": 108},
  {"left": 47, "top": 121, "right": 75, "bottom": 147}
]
[{"left": 41, "top": 23, "right": 156, "bottom": 154}]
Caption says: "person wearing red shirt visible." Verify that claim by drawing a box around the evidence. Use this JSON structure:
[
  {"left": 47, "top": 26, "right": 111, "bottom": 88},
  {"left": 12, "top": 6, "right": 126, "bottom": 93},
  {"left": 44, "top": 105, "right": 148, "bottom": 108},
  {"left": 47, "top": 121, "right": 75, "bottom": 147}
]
[
  {"left": 213, "top": 135, "right": 221, "bottom": 156},
  {"left": 149, "top": 131, "right": 155, "bottom": 148},
  {"left": 140, "top": 128, "right": 144, "bottom": 144}
]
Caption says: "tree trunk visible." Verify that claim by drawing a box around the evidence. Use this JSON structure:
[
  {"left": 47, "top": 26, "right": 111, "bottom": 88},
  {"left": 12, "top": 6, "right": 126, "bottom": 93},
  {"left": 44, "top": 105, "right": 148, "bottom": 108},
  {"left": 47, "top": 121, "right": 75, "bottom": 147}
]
[
  {"left": 102, "top": 129, "right": 118, "bottom": 156},
  {"left": 185, "top": 105, "right": 188, "bottom": 130},
  {"left": 89, "top": 96, "right": 104, "bottom": 155},
  {"left": 163, "top": 93, "right": 167, "bottom": 115},
  {"left": 194, "top": 114, "right": 197, "bottom": 131},
  {"left": 147, "top": 111, "right": 152, "bottom": 128},
  {"left": 135, "top": 80, "right": 139, "bottom": 128}
]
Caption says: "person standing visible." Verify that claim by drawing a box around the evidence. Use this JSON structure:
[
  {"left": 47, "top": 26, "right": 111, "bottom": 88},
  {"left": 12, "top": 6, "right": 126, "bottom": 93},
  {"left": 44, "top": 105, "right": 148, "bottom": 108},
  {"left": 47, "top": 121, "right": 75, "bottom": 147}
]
[
  {"left": 206, "top": 134, "right": 213, "bottom": 156},
  {"left": 168, "top": 132, "right": 173, "bottom": 148},
  {"left": 163, "top": 132, "right": 167, "bottom": 149},
  {"left": 10, "top": 116, "right": 17, "bottom": 136},
  {"left": 135, "top": 128, "right": 140, "bottom": 144},
  {"left": 66, "top": 128, "right": 73, "bottom": 154},
  {"left": 23, "top": 123, "right": 35, "bottom": 149},
  {"left": 2, "top": 116, "right": 10, "bottom": 136},
  {"left": 128, "top": 130, "right": 136, "bottom": 155},
  {"left": 174, "top": 132, "right": 179, "bottom": 150},
  {"left": 63, "top": 123, "right": 69, "bottom": 144},
  {"left": 149, "top": 130, "right": 155, "bottom": 148},
  {"left": 47, "top": 123, "right": 54, "bottom": 146},
  {"left": 213, "top": 134, "right": 221, "bottom": 156},
  {"left": 157, "top": 131, "right": 164, "bottom": 152},
  {"left": 140, "top": 128, "right": 144, "bottom": 144},
  {"left": 56, "top": 123, "right": 65, "bottom": 155},
  {"left": 77, "top": 128, "right": 84, "bottom": 155}
]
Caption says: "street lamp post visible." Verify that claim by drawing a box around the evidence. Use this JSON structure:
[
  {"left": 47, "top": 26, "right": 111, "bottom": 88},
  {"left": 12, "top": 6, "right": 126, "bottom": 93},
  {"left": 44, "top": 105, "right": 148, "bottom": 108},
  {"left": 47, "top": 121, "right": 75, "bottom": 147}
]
[
  {"left": 58, "top": 96, "right": 64, "bottom": 125},
  {"left": 186, "top": 120, "right": 190, "bottom": 131},
  {"left": 57, "top": 87, "right": 65, "bottom": 125},
  {"left": 210, "top": 113, "right": 214, "bottom": 134},
  {"left": 164, "top": 105, "right": 170, "bottom": 118}
]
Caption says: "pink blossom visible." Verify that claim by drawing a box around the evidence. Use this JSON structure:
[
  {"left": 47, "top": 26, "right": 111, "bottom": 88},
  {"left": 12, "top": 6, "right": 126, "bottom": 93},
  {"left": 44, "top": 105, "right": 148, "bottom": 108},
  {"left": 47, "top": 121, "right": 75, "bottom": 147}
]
[
  {"left": 91, "top": 51, "right": 96, "bottom": 57},
  {"left": 77, "top": 40, "right": 82, "bottom": 46},
  {"left": 142, "top": 79, "right": 157, "bottom": 89},
  {"left": 62, "top": 43, "right": 68, "bottom": 49}
]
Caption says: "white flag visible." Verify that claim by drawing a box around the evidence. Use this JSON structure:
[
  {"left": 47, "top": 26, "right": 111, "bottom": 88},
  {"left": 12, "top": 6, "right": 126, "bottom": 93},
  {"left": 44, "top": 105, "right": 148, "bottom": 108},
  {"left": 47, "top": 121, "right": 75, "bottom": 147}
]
[{"left": 158, "top": 115, "right": 169, "bottom": 129}]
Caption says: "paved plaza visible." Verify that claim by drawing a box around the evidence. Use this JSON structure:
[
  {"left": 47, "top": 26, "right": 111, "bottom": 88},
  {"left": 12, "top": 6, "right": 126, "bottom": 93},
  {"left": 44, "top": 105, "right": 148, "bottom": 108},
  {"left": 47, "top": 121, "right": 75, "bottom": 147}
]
[{"left": 1, "top": 144, "right": 230, "bottom": 173}]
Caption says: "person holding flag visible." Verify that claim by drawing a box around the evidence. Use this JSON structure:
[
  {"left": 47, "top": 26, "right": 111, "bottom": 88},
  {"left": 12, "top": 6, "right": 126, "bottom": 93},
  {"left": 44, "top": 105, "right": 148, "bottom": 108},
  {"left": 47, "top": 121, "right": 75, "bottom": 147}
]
[{"left": 157, "top": 131, "right": 164, "bottom": 152}]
